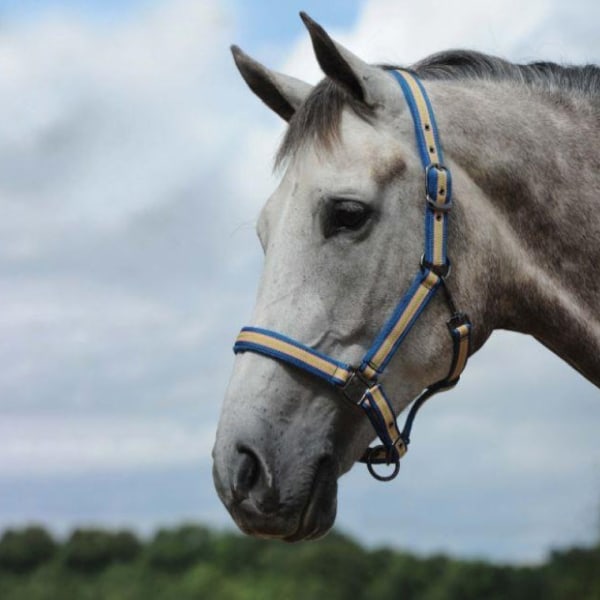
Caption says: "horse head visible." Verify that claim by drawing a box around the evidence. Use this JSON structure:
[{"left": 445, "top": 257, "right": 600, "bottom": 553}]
[{"left": 212, "top": 13, "right": 486, "bottom": 541}]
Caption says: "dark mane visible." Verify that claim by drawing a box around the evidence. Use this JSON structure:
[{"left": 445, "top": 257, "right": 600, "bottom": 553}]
[
  {"left": 413, "top": 49, "right": 600, "bottom": 95},
  {"left": 276, "top": 49, "right": 600, "bottom": 167}
]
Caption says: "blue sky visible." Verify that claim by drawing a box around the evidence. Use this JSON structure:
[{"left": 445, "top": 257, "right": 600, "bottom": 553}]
[
  {"left": 0, "top": 0, "right": 155, "bottom": 23},
  {"left": 0, "top": 0, "right": 362, "bottom": 45},
  {"left": 0, "top": 0, "right": 598, "bottom": 564}
]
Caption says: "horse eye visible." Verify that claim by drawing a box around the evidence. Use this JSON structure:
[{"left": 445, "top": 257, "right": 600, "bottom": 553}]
[{"left": 325, "top": 199, "right": 372, "bottom": 237}]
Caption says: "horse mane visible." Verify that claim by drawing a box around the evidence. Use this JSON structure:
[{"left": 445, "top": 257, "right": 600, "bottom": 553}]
[
  {"left": 413, "top": 49, "right": 600, "bottom": 95},
  {"left": 275, "top": 49, "right": 600, "bottom": 168}
]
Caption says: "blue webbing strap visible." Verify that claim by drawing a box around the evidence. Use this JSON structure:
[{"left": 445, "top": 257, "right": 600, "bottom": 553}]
[
  {"left": 390, "top": 69, "right": 452, "bottom": 271},
  {"left": 358, "top": 269, "right": 441, "bottom": 379},
  {"left": 356, "top": 69, "right": 451, "bottom": 381},
  {"left": 235, "top": 327, "right": 353, "bottom": 387},
  {"left": 234, "top": 327, "right": 404, "bottom": 476},
  {"left": 363, "top": 316, "right": 472, "bottom": 469}
]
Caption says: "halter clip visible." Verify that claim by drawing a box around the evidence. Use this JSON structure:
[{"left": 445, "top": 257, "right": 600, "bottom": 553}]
[{"left": 447, "top": 312, "right": 470, "bottom": 329}]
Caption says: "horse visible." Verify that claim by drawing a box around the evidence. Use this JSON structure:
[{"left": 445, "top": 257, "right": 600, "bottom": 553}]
[{"left": 212, "top": 12, "right": 600, "bottom": 542}]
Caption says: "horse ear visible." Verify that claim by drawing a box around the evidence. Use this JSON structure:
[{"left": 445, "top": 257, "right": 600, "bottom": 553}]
[
  {"left": 300, "top": 12, "right": 381, "bottom": 106},
  {"left": 231, "top": 45, "right": 312, "bottom": 121}
]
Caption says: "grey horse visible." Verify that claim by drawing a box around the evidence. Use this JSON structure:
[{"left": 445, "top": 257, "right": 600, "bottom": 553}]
[{"left": 213, "top": 13, "right": 600, "bottom": 542}]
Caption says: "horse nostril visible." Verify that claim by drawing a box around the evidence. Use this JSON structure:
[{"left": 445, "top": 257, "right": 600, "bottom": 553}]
[
  {"left": 232, "top": 449, "right": 259, "bottom": 500},
  {"left": 231, "top": 446, "right": 280, "bottom": 514}
]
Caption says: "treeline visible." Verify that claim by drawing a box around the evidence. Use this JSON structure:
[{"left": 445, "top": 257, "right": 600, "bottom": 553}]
[{"left": 0, "top": 524, "right": 598, "bottom": 600}]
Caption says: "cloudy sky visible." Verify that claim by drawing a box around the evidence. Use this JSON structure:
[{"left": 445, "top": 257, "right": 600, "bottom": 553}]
[{"left": 0, "top": 0, "right": 599, "bottom": 563}]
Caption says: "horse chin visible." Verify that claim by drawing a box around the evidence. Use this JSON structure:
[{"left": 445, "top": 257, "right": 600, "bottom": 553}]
[{"left": 284, "top": 458, "right": 338, "bottom": 542}]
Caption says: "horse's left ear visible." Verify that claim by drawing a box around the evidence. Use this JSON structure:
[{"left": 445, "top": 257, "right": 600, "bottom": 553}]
[
  {"left": 231, "top": 45, "right": 313, "bottom": 121},
  {"left": 300, "top": 12, "right": 387, "bottom": 107}
]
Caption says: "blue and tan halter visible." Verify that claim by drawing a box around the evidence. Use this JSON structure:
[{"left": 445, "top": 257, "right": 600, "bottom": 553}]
[{"left": 233, "top": 69, "right": 472, "bottom": 481}]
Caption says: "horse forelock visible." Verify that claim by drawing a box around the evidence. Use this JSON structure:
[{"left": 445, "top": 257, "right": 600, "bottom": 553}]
[
  {"left": 275, "top": 50, "right": 600, "bottom": 169},
  {"left": 274, "top": 78, "right": 374, "bottom": 169}
]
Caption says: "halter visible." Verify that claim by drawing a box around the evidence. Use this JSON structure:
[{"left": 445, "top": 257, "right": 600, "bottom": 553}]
[{"left": 233, "top": 69, "right": 472, "bottom": 481}]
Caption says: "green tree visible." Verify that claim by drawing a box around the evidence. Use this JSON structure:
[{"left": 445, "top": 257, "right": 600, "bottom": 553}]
[
  {"left": 0, "top": 522, "right": 599, "bottom": 599},
  {"left": 146, "top": 524, "right": 215, "bottom": 571},
  {"left": 0, "top": 525, "right": 56, "bottom": 572},
  {"left": 366, "top": 551, "right": 450, "bottom": 600},
  {"left": 543, "top": 545, "right": 600, "bottom": 600},
  {"left": 256, "top": 531, "right": 371, "bottom": 600},
  {"left": 212, "top": 530, "right": 266, "bottom": 575},
  {"left": 63, "top": 528, "right": 141, "bottom": 571},
  {"left": 111, "top": 531, "right": 142, "bottom": 562}
]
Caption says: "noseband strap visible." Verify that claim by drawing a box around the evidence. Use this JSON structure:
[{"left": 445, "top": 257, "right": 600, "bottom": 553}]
[{"left": 233, "top": 69, "right": 472, "bottom": 481}]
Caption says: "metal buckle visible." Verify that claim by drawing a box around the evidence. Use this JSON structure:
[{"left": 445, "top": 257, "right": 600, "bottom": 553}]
[
  {"left": 420, "top": 254, "right": 451, "bottom": 278},
  {"left": 425, "top": 163, "right": 452, "bottom": 212},
  {"left": 341, "top": 370, "right": 373, "bottom": 405},
  {"left": 391, "top": 436, "right": 408, "bottom": 459},
  {"left": 447, "top": 312, "right": 470, "bottom": 330}
]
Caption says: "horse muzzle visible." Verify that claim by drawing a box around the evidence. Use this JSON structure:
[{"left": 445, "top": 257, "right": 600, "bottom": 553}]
[{"left": 212, "top": 442, "right": 339, "bottom": 541}]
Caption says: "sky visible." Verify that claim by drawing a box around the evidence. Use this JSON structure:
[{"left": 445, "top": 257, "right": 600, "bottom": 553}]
[{"left": 0, "top": 0, "right": 599, "bottom": 564}]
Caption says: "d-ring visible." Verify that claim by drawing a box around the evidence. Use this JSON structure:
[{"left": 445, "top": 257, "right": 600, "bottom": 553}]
[{"left": 366, "top": 453, "right": 401, "bottom": 482}]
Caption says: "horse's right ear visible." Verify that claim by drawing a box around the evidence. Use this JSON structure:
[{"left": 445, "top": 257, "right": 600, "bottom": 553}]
[
  {"left": 231, "top": 45, "right": 312, "bottom": 122},
  {"left": 299, "top": 12, "right": 398, "bottom": 111}
]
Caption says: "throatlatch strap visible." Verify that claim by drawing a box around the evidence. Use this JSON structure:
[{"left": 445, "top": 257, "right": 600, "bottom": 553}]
[{"left": 446, "top": 320, "right": 471, "bottom": 383}]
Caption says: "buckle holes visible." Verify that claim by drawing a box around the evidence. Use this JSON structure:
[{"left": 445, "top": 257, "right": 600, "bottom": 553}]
[
  {"left": 440, "top": 188, "right": 445, "bottom": 195},
  {"left": 436, "top": 214, "right": 442, "bottom": 222},
  {"left": 429, "top": 146, "right": 435, "bottom": 153},
  {"left": 424, "top": 124, "right": 431, "bottom": 130}
]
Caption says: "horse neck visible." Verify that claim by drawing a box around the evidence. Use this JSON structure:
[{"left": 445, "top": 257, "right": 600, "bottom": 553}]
[{"left": 429, "top": 78, "right": 600, "bottom": 387}]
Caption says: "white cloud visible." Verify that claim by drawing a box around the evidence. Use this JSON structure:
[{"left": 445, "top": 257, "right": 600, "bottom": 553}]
[
  {"left": 0, "top": 0, "right": 277, "bottom": 417},
  {"left": 0, "top": 0, "right": 276, "bottom": 255},
  {"left": 0, "top": 414, "right": 214, "bottom": 476},
  {"left": 282, "top": 0, "right": 599, "bottom": 81}
]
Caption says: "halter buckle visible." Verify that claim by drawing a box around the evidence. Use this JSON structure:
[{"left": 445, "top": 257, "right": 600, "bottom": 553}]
[
  {"left": 420, "top": 254, "right": 451, "bottom": 278},
  {"left": 341, "top": 370, "right": 373, "bottom": 405},
  {"left": 447, "top": 312, "right": 470, "bottom": 330},
  {"left": 425, "top": 163, "right": 453, "bottom": 212}
]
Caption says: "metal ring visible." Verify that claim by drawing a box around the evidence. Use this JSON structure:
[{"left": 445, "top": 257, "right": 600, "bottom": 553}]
[
  {"left": 366, "top": 453, "right": 401, "bottom": 482},
  {"left": 420, "top": 254, "right": 451, "bottom": 278}
]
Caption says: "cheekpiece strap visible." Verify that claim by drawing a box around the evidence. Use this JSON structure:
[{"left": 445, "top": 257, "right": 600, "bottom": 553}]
[
  {"left": 390, "top": 70, "right": 452, "bottom": 272},
  {"left": 359, "top": 268, "right": 441, "bottom": 379}
]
